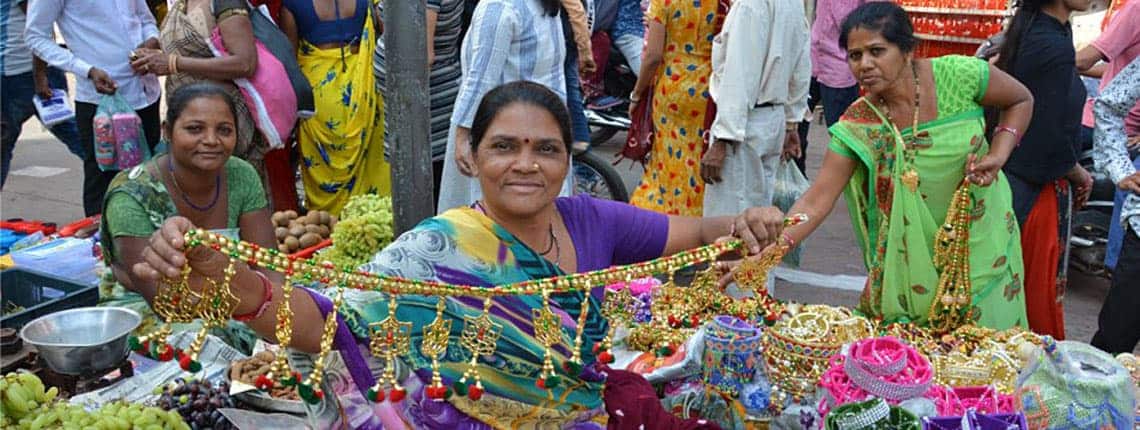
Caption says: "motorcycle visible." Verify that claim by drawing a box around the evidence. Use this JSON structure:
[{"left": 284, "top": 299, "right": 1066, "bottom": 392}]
[
  {"left": 571, "top": 40, "right": 638, "bottom": 203},
  {"left": 584, "top": 48, "right": 637, "bottom": 146}
]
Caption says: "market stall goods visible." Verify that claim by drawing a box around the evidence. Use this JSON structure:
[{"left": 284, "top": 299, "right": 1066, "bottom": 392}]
[
  {"left": 155, "top": 378, "right": 237, "bottom": 430},
  {"left": 320, "top": 194, "right": 395, "bottom": 270},
  {"left": 1, "top": 372, "right": 188, "bottom": 430},
  {"left": 135, "top": 224, "right": 745, "bottom": 404},
  {"left": 271, "top": 209, "right": 334, "bottom": 254},
  {"left": 228, "top": 351, "right": 300, "bottom": 401}
]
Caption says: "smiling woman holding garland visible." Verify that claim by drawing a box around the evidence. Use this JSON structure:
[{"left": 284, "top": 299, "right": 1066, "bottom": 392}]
[
  {"left": 131, "top": 81, "right": 788, "bottom": 429},
  {"left": 99, "top": 83, "right": 276, "bottom": 354}
]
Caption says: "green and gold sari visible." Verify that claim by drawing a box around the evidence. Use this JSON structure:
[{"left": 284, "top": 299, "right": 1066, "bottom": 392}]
[{"left": 828, "top": 55, "right": 1027, "bottom": 330}]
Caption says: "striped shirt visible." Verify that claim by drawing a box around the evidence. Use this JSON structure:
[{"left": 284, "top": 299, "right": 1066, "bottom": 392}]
[{"left": 451, "top": 0, "right": 567, "bottom": 129}]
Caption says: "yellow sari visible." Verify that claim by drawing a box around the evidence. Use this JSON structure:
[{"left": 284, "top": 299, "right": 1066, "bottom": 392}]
[{"left": 296, "top": 5, "right": 390, "bottom": 215}]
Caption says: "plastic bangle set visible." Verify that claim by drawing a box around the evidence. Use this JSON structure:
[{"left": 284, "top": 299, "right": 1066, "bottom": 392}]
[
  {"left": 825, "top": 397, "right": 921, "bottom": 430},
  {"left": 842, "top": 337, "right": 932, "bottom": 402},
  {"left": 833, "top": 398, "right": 890, "bottom": 429},
  {"left": 818, "top": 337, "right": 933, "bottom": 418},
  {"left": 702, "top": 316, "right": 762, "bottom": 398}
]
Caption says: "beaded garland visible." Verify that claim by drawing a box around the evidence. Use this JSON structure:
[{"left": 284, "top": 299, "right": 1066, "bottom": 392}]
[{"left": 130, "top": 227, "right": 752, "bottom": 404}]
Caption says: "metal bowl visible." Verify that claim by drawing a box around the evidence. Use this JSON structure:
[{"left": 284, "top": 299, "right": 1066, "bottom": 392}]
[{"left": 20, "top": 307, "right": 140, "bottom": 375}]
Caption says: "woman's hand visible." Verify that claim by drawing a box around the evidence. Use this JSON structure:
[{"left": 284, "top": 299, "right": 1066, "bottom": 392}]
[
  {"left": 132, "top": 217, "right": 230, "bottom": 283},
  {"left": 1066, "top": 164, "right": 1093, "bottom": 208},
  {"left": 1119, "top": 172, "right": 1140, "bottom": 195},
  {"left": 130, "top": 48, "right": 172, "bottom": 76},
  {"left": 966, "top": 152, "right": 1005, "bottom": 187},
  {"left": 731, "top": 207, "right": 787, "bottom": 255}
]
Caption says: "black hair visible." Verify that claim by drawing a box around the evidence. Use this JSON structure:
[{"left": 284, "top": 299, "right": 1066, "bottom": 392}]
[
  {"left": 839, "top": 2, "right": 917, "bottom": 54},
  {"left": 540, "top": 0, "right": 561, "bottom": 17},
  {"left": 164, "top": 82, "right": 239, "bottom": 131},
  {"left": 469, "top": 81, "right": 573, "bottom": 154},
  {"left": 994, "top": 0, "right": 1051, "bottom": 75}
]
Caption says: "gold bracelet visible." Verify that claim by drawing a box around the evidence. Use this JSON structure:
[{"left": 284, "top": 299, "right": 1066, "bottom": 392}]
[{"left": 169, "top": 54, "right": 179, "bottom": 74}]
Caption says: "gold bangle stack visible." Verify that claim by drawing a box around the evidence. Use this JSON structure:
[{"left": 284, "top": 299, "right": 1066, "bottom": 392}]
[{"left": 762, "top": 305, "right": 872, "bottom": 414}]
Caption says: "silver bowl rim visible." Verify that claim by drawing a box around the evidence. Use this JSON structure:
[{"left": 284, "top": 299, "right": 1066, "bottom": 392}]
[{"left": 19, "top": 306, "right": 141, "bottom": 348}]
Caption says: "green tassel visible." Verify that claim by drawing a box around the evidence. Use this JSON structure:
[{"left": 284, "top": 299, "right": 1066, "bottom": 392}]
[{"left": 452, "top": 380, "right": 468, "bottom": 397}]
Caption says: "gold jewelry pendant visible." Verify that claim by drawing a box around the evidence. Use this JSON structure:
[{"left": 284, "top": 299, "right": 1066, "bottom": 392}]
[
  {"left": 901, "top": 169, "right": 920, "bottom": 192},
  {"left": 532, "top": 288, "right": 565, "bottom": 394},
  {"left": 455, "top": 298, "right": 502, "bottom": 401},
  {"left": 421, "top": 297, "right": 453, "bottom": 401},
  {"left": 366, "top": 294, "right": 412, "bottom": 403}
]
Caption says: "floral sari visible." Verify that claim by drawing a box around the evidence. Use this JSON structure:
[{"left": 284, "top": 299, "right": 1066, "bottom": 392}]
[
  {"left": 327, "top": 207, "right": 610, "bottom": 429},
  {"left": 296, "top": 1, "right": 390, "bottom": 215},
  {"left": 827, "top": 55, "right": 1028, "bottom": 330}
]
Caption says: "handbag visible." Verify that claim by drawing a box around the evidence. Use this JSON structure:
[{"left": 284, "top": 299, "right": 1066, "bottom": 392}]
[
  {"left": 209, "top": 28, "right": 297, "bottom": 149},
  {"left": 215, "top": 0, "right": 315, "bottom": 117},
  {"left": 618, "top": 89, "right": 655, "bottom": 165}
]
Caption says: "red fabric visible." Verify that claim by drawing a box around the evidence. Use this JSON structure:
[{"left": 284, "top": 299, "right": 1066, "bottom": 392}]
[
  {"left": 583, "top": 32, "right": 612, "bottom": 100},
  {"left": 263, "top": 145, "right": 298, "bottom": 212},
  {"left": 603, "top": 369, "right": 721, "bottom": 430},
  {"left": 1020, "top": 180, "right": 1066, "bottom": 340},
  {"left": 249, "top": 0, "right": 282, "bottom": 22}
]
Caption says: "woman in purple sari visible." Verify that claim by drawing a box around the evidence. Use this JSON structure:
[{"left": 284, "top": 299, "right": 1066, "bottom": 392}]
[{"left": 132, "top": 81, "right": 788, "bottom": 429}]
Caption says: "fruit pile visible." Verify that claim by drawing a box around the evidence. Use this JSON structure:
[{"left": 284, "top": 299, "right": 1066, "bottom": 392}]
[
  {"left": 1, "top": 372, "right": 188, "bottom": 430},
  {"left": 272, "top": 209, "right": 335, "bottom": 254},
  {"left": 228, "top": 351, "right": 299, "bottom": 401},
  {"left": 155, "top": 378, "right": 236, "bottom": 430},
  {"left": 320, "top": 194, "right": 395, "bottom": 270}
]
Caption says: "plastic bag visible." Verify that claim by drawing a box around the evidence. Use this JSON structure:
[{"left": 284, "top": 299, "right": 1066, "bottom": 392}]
[
  {"left": 774, "top": 159, "right": 809, "bottom": 267},
  {"left": 93, "top": 94, "right": 150, "bottom": 171}
]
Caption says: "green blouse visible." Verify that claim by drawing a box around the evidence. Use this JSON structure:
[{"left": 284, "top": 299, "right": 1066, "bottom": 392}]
[{"left": 100, "top": 156, "right": 267, "bottom": 263}]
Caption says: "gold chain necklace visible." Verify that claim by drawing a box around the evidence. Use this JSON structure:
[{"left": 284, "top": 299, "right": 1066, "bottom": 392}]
[{"left": 879, "top": 61, "right": 922, "bottom": 192}]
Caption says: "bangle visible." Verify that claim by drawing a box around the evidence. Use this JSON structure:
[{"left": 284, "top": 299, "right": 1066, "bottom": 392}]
[
  {"left": 233, "top": 271, "right": 273, "bottom": 322},
  {"left": 169, "top": 54, "right": 179, "bottom": 74},
  {"left": 780, "top": 233, "right": 796, "bottom": 248},
  {"left": 993, "top": 125, "right": 1021, "bottom": 145}
]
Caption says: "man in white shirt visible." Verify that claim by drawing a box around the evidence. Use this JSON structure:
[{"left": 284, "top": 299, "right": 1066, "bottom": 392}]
[
  {"left": 24, "top": 0, "right": 162, "bottom": 217},
  {"left": 700, "top": 0, "right": 811, "bottom": 217},
  {"left": 1, "top": 0, "right": 83, "bottom": 189}
]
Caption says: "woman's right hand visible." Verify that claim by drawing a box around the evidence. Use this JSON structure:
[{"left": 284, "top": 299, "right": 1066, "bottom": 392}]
[{"left": 132, "top": 217, "right": 231, "bottom": 283}]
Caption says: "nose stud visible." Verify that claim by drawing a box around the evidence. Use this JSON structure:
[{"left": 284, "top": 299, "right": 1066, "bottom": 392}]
[{"left": 533, "top": 163, "right": 540, "bottom": 171}]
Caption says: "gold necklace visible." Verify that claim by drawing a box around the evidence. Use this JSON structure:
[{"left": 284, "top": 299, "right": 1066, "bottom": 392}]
[{"left": 879, "top": 61, "right": 922, "bottom": 192}]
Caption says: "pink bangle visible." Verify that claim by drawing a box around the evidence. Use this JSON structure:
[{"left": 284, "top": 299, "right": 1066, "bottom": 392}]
[
  {"left": 233, "top": 271, "right": 273, "bottom": 322},
  {"left": 993, "top": 125, "right": 1021, "bottom": 145},
  {"left": 781, "top": 233, "right": 796, "bottom": 248}
]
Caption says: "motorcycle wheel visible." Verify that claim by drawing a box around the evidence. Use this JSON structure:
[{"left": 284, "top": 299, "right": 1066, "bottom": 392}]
[
  {"left": 590, "top": 126, "right": 620, "bottom": 146},
  {"left": 573, "top": 151, "right": 629, "bottom": 202}
]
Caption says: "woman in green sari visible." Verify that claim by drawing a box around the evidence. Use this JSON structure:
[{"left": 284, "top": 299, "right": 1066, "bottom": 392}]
[
  {"left": 780, "top": 2, "right": 1035, "bottom": 330},
  {"left": 99, "top": 83, "right": 276, "bottom": 354}
]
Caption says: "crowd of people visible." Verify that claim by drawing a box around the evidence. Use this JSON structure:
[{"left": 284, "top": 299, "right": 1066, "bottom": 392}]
[{"left": 1, "top": 0, "right": 1139, "bottom": 427}]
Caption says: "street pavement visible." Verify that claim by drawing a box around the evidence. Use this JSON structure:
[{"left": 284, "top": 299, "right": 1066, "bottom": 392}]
[{"left": 1, "top": 111, "right": 1125, "bottom": 350}]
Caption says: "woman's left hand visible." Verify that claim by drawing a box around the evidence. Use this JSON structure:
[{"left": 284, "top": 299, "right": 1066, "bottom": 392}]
[
  {"left": 130, "top": 48, "right": 173, "bottom": 76},
  {"left": 966, "top": 153, "right": 1004, "bottom": 186},
  {"left": 731, "top": 207, "right": 787, "bottom": 255}
]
